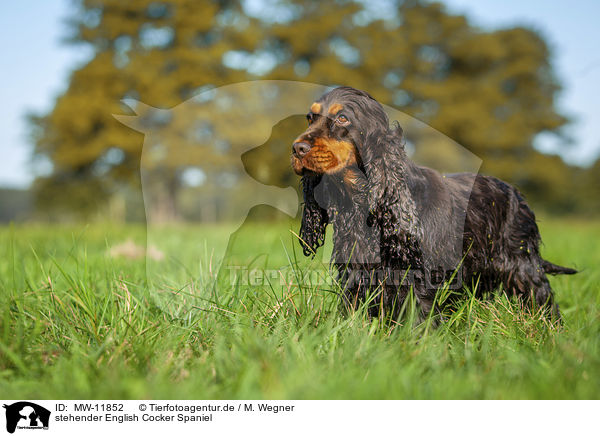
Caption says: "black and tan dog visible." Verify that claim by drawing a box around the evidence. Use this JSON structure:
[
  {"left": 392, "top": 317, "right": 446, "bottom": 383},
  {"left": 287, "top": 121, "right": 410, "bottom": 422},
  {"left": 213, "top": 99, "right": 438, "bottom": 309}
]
[{"left": 292, "top": 86, "right": 576, "bottom": 319}]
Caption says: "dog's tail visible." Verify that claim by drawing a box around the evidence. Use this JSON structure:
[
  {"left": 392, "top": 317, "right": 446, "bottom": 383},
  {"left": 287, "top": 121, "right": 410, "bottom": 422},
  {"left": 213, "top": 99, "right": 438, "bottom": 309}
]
[{"left": 542, "top": 259, "right": 577, "bottom": 275}]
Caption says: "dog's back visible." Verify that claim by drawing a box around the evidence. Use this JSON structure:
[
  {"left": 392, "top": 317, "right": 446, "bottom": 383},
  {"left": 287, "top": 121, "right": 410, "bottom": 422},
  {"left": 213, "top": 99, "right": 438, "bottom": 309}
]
[{"left": 407, "top": 164, "right": 575, "bottom": 317}]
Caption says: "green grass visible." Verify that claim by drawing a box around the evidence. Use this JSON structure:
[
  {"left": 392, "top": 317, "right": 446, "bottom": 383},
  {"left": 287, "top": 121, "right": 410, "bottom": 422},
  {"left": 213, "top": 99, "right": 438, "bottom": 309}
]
[{"left": 0, "top": 218, "right": 598, "bottom": 399}]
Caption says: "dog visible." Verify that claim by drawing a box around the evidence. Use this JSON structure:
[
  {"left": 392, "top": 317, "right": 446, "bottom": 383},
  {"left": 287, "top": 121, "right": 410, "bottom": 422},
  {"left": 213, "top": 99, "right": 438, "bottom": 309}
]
[{"left": 291, "top": 86, "right": 576, "bottom": 320}]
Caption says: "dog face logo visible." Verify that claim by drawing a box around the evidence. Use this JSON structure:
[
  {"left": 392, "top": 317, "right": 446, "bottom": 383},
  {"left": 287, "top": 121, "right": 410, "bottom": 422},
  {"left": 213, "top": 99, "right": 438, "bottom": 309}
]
[
  {"left": 113, "top": 80, "right": 481, "bottom": 315},
  {"left": 3, "top": 402, "right": 50, "bottom": 434}
]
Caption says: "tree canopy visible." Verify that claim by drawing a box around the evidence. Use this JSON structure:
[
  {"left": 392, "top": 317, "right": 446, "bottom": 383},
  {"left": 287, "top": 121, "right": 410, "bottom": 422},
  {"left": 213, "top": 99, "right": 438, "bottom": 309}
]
[{"left": 31, "top": 0, "right": 593, "bottom": 219}]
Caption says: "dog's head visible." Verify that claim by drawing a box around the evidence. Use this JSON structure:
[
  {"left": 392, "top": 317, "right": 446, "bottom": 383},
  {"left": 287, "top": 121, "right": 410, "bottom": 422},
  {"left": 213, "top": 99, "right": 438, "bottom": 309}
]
[
  {"left": 291, "top": 86, "right": 394, "bottom": 176},
  {"left": 293, "top": 87, "right": 406, "bottom": 257}
]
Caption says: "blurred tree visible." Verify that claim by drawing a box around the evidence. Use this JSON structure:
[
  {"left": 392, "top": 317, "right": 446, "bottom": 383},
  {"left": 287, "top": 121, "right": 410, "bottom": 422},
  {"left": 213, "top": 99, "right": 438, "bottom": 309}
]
[
  {"left": 31, "top": 0, "right": 585, "bottom": 219},
  {"left": 30, "top": 0, "right": 260, "bottom": 219},
  {"left": 577, "top": 160, "right": 600, "bottom": 215}
]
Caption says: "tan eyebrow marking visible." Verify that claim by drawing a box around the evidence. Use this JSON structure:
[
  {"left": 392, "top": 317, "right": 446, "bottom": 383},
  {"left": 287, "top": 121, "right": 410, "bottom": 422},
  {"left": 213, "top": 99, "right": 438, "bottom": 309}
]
[
  {"left": 328, "top": 103, "right": 344, "bottom": 115},
  {"left": 310, "top": 102, "right": 322, "bottom": 113}
]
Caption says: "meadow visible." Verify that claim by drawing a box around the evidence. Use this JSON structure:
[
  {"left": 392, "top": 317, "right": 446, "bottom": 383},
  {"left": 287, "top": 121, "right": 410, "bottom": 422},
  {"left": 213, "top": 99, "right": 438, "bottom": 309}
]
[{"left": 0, "top": 217, "right": 598, "bottom": 399}]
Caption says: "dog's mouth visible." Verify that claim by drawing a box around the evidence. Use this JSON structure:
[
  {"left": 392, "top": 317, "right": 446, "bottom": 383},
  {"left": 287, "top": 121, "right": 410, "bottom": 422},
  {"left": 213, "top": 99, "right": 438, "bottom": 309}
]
[
  {"left": 291, "top": 155, "right": 324, "bottom": 176},
  {"left": 291, "top": 150, "right": 329, "bottom": 176},
  {"left": 291, "top": 153, "right": 307, "bottom": 175},
  {"left": 291, "top": 138, "right": 358, "bottom": 176}
]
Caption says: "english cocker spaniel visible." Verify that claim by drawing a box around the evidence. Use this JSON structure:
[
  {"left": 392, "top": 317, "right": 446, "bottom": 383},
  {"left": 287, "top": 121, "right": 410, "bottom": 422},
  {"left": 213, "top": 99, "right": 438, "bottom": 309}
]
[{"left": 291, "top": 86, "right": 576, "bottom": 320}]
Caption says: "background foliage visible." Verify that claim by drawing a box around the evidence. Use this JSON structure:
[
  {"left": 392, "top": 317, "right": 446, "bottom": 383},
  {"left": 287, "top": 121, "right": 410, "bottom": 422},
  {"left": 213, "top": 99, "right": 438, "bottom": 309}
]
[{"left": 26, "top": 0, "right": 599, "bottom": 221}]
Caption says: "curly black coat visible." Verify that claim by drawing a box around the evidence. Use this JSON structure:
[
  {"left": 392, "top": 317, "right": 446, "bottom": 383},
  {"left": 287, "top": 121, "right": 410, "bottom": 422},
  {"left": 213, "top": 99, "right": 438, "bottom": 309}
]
[{"left": 291, "top": 86, "right": 576, "bottom": 319}]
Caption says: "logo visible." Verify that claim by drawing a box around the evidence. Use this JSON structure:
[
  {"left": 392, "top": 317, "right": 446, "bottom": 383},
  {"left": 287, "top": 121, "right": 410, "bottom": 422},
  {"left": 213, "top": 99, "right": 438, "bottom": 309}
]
[
  {"left": 3, "top": 402, "right": 50, "bottom": 434},
  {"left": 113, "top": 80, "right": 481, "bottom": 315}
]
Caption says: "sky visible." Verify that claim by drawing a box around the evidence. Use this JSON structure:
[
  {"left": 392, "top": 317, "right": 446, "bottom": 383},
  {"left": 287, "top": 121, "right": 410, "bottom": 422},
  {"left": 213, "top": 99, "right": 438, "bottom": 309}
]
[{"left": 1, "top": 0, "right": 599, "bottom": 188}]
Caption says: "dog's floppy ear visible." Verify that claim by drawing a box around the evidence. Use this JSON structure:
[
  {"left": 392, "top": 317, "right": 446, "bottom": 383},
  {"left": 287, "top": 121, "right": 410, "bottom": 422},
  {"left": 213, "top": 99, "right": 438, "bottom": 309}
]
[
  {"left": 362, "top": 122, "right": 406, "bottom": 213},
  {"left": 299, "top": 175, "right": 329, "bottom": 257},
  {"left": 362, "top": 122, "right": 422, "bottom": 261}
]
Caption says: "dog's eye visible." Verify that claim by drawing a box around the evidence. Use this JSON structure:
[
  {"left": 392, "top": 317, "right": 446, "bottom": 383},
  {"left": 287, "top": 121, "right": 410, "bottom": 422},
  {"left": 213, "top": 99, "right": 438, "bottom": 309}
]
[
  {"left": 336, "top": 115, "right": 349, "bottom": 125},
  {"left": 306, "top": 113, "right": 313, "bottom": 125}
]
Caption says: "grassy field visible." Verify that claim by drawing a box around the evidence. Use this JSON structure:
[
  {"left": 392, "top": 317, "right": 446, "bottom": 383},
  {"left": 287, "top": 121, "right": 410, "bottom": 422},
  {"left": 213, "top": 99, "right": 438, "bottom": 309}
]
[{"left": 0, "top": 217, "right": 598, "bottom": 399}]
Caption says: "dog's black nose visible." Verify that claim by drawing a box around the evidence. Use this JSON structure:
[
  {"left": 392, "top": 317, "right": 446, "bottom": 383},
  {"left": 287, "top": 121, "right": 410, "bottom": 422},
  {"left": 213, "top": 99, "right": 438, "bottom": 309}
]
[{"left": 293, "top": 142, "right": 311, "bottom": 157}]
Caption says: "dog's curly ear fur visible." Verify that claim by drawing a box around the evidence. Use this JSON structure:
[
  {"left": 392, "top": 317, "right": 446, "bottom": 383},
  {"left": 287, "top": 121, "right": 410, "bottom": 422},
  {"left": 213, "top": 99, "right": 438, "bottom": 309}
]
[
  {"left": 362, "top": 122, "right": 407, "bottom": 214},
  {"left": 299, "top": 176, "right": 329, "bottom": 257},
  {"left": 362, "top": 122, "right": 422, "bottom": 260}
]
